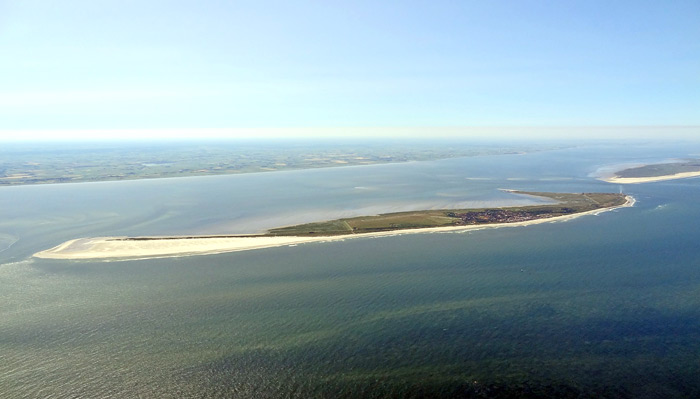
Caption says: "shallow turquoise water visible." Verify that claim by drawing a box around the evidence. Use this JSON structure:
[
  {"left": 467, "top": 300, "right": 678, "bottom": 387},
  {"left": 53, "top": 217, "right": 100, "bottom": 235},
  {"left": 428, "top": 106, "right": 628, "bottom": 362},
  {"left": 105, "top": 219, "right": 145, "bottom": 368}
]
[{"left": 1, "top": 141, "right": 700, "bottom": 398}]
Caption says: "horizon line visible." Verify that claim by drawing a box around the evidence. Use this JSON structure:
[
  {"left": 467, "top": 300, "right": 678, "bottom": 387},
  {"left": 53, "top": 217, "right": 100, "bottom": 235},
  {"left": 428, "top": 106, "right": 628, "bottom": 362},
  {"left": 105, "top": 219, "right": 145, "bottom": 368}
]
[{"left": 1, "top": 126, "right": 699, "bottom": 142}]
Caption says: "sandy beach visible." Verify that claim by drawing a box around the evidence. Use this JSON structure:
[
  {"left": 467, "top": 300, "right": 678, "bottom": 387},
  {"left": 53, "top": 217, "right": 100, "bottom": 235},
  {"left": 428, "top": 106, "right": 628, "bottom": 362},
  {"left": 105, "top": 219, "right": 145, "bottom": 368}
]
[
  {"left": 34, "top": 196, "right": 635, "bottom": 261},
  {"left": 600, "top": 171, "right": 700, "bottom": 184}
]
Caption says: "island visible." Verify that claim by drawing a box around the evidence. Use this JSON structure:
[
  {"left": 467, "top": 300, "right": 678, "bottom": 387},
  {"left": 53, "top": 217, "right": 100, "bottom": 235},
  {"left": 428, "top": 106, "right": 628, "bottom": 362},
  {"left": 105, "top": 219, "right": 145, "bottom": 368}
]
[
  {"left": 34, "top": 191, "right": 633, "bottom": 261},
  {"left": 601, "top": 159, "right": 700, "bottom": 184}
]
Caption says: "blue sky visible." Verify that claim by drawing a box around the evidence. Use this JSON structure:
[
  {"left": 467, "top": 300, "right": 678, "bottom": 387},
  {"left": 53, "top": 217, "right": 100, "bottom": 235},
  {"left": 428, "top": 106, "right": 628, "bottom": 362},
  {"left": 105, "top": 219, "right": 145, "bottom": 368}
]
[{"left": 0, "top": 0, "right": 698, "bottom": 138}]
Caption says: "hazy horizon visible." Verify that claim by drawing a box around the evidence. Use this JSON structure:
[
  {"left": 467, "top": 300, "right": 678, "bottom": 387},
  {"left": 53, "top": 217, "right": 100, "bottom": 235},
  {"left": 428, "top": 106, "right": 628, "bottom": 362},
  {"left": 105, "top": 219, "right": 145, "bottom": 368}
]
[{"left": 2, "top": 126, "right": 700, "bottom": 143}]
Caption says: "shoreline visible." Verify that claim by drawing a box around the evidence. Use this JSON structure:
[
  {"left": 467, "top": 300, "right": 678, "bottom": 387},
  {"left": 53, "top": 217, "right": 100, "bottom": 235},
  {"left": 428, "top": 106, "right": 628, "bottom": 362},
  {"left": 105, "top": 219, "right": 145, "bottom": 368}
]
[
  {"left": 600, "top": 170, "right": 700, "bottom": 184},
  {"left": 34, "top": 196, "right": 635, "bottom": 261}
]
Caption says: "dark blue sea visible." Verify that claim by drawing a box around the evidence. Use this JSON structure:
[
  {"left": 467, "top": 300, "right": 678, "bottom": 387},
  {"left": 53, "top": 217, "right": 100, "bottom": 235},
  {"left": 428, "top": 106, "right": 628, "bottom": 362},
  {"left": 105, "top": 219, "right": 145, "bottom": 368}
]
[{"left": 1, "top": 140, "right": 699, "bottom": 398}]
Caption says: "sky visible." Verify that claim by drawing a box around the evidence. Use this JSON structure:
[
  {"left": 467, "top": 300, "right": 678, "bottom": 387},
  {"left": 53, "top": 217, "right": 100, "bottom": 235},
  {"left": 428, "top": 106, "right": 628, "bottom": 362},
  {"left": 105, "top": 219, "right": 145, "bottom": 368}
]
[{"left": 0, "top": 0, "right": 698, "bottom": 140}]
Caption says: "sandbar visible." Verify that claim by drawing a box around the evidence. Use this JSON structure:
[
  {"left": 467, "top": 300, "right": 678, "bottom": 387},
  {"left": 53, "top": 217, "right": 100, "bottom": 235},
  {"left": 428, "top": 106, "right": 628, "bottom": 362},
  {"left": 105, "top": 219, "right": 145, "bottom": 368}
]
[
  {"left": 34, "top": 196, "right": 635, "bottom": 261},
  {"left": 600, "top": 171, "right": 700, "bottom": 184}
]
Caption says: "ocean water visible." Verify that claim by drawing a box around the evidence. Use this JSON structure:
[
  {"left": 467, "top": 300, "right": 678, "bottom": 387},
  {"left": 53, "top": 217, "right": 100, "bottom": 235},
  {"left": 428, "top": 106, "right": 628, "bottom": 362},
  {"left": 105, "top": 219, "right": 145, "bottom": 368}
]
[{"left": 1, "top": 141, "right": 700, "bottom": 398}]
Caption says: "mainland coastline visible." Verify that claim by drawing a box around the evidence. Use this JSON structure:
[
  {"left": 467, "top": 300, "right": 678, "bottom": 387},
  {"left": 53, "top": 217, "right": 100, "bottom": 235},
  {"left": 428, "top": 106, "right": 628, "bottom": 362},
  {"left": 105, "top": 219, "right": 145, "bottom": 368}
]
[{"left": 34, "top": 193, "right": 635, "bottom": 261}]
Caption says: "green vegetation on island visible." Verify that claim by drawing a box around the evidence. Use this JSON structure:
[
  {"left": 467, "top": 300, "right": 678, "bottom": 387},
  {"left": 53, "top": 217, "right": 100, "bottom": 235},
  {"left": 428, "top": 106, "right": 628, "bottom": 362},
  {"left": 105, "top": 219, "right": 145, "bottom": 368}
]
[
  {"left": 266, "top": 192, "right": 628, "bottom": 237},
  {"left": 109, "top": 192, "right": 628, "bottom": 244},
  {"left": 615, "top": 159, "right": 700, "bottom": 178}
]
